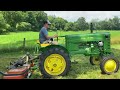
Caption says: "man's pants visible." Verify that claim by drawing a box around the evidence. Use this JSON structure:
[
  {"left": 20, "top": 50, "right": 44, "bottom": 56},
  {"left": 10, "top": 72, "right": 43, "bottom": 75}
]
[{"left": 42, "top": 40, "right": 58, "bottom": 45}]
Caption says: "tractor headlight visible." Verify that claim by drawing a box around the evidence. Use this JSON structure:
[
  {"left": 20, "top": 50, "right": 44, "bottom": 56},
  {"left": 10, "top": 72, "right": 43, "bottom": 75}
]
[{"left": 98, "top": 41, "right": 103, "bottom": 46}]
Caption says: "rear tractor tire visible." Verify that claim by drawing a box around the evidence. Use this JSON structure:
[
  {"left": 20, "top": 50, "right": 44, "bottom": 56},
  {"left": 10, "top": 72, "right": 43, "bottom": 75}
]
[
  {"left": 39, "top": 47, "right": 71, "bottom": 78},
  {"left": 100, "top": 56, "right": 119, "bottom": 75}
]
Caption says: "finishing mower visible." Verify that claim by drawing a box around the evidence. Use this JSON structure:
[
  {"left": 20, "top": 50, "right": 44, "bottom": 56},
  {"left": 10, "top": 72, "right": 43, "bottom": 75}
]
[
  {"left": 0, "top": 52, "right": 38, "bottom": 79},
  {"left": 0, "top": 23, "right": 119, "bottom": 79}
]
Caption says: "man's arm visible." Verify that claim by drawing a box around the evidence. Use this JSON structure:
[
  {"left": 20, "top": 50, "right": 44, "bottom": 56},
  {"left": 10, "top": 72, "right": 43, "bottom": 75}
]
[
  {"left": 45, "top": 34, "right": 57, "bottom": 39},
  {"left": 42, "top": 29, "right": 57, "bottom": 39}
]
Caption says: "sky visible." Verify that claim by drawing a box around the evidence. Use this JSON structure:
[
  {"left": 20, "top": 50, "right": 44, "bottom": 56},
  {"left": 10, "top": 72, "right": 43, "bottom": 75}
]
[{"left": 44, "top": 11, "right": 120, "bottom": 22}]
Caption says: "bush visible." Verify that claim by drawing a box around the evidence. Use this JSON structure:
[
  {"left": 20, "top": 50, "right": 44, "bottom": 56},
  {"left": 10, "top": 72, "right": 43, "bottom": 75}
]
[
  {"left": 16, "top": 22, "right": 32, "bottom": 31},
  {"left": 0, "top": 13, "right": 7, "bottom": 34}
]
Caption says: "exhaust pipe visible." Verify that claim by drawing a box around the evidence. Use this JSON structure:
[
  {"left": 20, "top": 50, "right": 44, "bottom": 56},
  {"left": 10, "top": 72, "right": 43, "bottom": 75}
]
[{"left": 90, "top": 23, "right": 93, "bottom": 33}]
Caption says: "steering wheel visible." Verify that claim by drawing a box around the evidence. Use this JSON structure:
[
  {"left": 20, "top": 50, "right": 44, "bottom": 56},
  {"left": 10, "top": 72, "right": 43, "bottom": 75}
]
[{"left": 50, "top": 38, "right": 54, "bottom": 41}]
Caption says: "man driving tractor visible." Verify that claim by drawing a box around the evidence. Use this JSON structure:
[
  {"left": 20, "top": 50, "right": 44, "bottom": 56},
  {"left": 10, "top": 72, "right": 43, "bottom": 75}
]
[{"left": 39, "top": 20, "right": 58, "bottom": 45}]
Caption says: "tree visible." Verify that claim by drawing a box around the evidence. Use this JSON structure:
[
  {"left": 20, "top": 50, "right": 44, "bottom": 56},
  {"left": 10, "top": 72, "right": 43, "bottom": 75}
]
[
  {"left": 90, "top": 19, "right": 100, "bottom": 30},
  {"left": 48, "top": 15, "right": 56, "bottom": 30},
  {"left": 112, "top": 16, "right": 120, "bottom": 30},
  {"left": 97, "top": 19, "right": 113, "bottom": 30},
  {"left": 48, "top": 16, "right": 68, "bottom": 30},
  {"left": 54, "top": 17, "right": 68, "bottom": 30},
  {"left": 2, "top": 11, "right": 25, "bottom": 31},
  {"left": 25, "top": 11, "right": 47, "bottom": 31},
  {"left": 16, "top": 22, "right": 32, "bottom": 31},
  {"left": 48, "top": 15, "right": 56, "bottom": 23},
  {"left": 90, "top": 16, "right": 120, "bottom": 30},
  {"left": 72, "top": 22, "right": 79, "bottom": 31},
  {"left": 76, "top": 17, "right": 89, "bottom": 30},
  {"left": 0, "top": 13, "right": 8, "bottom": 34},
  {"left": 64, "top": 22, "right": 74, "bottom": 31},
  {"left": 35, "top": 11, "right": 47, "bottom": 29}
]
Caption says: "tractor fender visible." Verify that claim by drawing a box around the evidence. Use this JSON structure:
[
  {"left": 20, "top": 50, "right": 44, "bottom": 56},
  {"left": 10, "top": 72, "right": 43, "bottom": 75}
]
[{"left": 42, "top": 45, "right": 69, "bottom": 54}]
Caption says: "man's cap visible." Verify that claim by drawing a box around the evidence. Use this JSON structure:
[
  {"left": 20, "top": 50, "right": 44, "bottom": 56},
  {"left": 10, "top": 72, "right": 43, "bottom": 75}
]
[
  {"left": 47, "top": 20, "right": 51, "bottom": 25},
  {"left": 43, "top": 20, "right": 51, "bottom": 25}
]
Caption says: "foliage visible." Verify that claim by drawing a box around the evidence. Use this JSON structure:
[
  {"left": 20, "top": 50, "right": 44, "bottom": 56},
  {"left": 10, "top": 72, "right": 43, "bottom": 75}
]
[
  {"left": 75, "top": 17, "right": 89, "bottom": 30},
  {"left": 0, "top": 13, "right": 8, "bottom": 34},
  {"left": 16, "top": 22, "right": 32, "bottom": 31},
  {"left": 0, "top": 11, "right": 120, "bottom": 33}
]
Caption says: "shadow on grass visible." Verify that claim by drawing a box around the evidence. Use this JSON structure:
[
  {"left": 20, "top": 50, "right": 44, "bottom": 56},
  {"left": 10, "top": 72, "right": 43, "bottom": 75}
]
[
  {"left": 62, "top": 55, "right": 98, "bottom": 79},
  {"left": 33, "top": 55, "right": 100, "bottom": 79}
]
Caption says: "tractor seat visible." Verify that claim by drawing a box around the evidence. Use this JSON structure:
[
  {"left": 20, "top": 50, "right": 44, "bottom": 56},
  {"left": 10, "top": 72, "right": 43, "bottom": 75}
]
[{"left": 36, "top": 40, "right": 50, "bottom": 47}]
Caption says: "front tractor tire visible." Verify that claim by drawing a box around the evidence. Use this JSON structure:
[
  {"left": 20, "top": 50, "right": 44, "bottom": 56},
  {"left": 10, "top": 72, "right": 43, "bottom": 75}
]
[
  {"left": 89, "top": 56, "right": 101, "bottom": 65},
  {"left": 100, "top": 56, "right": 119, "bottom": 75},
  {"left": 39, "top": 47, "right": 71, "bottom": 78}
]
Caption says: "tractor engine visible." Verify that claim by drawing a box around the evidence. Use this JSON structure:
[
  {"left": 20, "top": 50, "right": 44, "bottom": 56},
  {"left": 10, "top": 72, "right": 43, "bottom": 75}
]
[{"left": 65, "top": 32, "right": 111, "bottom": 56}]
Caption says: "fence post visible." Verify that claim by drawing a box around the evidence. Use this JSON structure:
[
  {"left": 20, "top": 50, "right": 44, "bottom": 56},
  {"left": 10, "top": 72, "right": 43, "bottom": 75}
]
[{"left": 23, "top": 38, "right": 26, "bottom": 50}]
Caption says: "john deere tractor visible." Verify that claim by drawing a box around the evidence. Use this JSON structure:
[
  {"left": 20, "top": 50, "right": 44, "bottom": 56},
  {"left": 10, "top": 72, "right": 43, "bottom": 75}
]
[{"left": 35, "top": 23, "right": 119, "bottom": 78}]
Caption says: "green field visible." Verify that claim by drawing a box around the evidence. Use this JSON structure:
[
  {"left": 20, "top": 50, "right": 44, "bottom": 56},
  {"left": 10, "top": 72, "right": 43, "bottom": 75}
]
[
  {"left": 0, "top": 30, "right": 120, "bottom": 79},
  {"left": 0, "top": 30, "right": 120, "bottom": 51}
]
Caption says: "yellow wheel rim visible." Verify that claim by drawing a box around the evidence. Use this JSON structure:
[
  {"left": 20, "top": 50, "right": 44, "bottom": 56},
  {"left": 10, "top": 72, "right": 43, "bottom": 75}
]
[
  {"left": 93, "top": 57, "right": 100, "bottom": 65},
  {"left": 44, "top": 54, "right": 66, "bottom": 76},
  {"left": 104, "top": 59, "right": 117, "bottom": 72}
]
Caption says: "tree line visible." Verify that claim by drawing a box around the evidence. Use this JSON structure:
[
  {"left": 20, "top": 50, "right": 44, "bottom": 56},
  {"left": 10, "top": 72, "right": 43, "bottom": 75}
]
[
  {"left": 48, "top": 15, "right": 120, "bottom": 31},
  {"left": 0, "top": 11, "right": 47, "bottom": 34},
  {"left": 0, "top": 11, "right": 120, "bottom": 34}
]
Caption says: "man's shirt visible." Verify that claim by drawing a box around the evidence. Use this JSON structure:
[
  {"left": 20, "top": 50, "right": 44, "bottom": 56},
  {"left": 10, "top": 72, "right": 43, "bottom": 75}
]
[{"left": 39, "top": 27, "right": 48, "bottom": 43}]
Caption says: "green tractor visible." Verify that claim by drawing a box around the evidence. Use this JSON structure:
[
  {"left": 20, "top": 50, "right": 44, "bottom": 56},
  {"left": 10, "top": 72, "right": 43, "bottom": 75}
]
[{"left": 35, "top": 23, "right": 119, "bottom": 78}]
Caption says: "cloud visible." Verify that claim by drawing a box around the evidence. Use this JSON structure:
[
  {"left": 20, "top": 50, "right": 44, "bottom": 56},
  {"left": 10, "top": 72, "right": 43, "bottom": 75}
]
[{"left": 44, "top": 11, "right": 120, "bottom": 22}]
